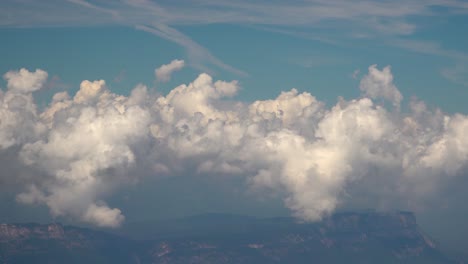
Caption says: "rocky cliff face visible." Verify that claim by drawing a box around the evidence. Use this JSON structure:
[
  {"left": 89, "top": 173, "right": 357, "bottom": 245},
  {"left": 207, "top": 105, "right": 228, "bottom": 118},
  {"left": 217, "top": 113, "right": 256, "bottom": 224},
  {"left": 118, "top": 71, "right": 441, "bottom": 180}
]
[
  {"left": 0, "top": 223, "right": 135, "bottom": 263},
  {"left": 0, "top": 223, "right": 65, "bottom": 241},
  {"left": 0, "top": 212, "right": 457, "bottom": 264}
]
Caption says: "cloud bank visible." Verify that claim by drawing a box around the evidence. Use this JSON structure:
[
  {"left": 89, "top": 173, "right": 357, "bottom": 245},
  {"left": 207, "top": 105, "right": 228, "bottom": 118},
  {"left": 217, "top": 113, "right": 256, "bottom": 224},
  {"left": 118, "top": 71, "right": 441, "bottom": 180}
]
[{"left": 1, "top": 65, "right": 468, "bottom": 227}]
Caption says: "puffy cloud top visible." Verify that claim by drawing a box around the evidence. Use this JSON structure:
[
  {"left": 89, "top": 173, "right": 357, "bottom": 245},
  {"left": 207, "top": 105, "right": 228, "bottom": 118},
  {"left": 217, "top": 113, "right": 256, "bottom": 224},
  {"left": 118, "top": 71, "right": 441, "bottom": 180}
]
[
  {"left": 360, "top": 65, "right": 403, "bottom": 108},
  {"left": 4, "top": 68, "right": 48, "bottom": 93},
  {"left": 155, "top": 59, "right": 185, "bottom": 82}
]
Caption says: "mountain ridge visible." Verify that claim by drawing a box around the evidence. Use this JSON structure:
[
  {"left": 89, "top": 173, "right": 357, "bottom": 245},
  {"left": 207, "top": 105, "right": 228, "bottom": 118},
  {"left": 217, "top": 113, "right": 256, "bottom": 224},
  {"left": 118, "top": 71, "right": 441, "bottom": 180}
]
[{"left": 0, "top": 211, "right": 460, "bottom": 264}]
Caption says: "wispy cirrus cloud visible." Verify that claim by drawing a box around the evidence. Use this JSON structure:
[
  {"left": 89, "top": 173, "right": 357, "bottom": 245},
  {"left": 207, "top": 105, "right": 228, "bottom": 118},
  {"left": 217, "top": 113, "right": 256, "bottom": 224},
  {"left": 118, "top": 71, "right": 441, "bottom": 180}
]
[
  {"left": 3, "top": 0, "right": 468, "bottom": 30},
  {"left": 390, "top": 39, "right": 468, "bottom": 86},
  {"left": 136, "top": 24, "right": 247, "bottom": 76},
  {"left": 2, "top": 0, "right": 468, "bottom": 79}
]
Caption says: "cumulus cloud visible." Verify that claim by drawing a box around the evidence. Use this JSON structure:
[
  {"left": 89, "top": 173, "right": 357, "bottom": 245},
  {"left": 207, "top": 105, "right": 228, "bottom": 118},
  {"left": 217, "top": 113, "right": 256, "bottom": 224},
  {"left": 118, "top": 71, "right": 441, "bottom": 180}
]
[
  {"left": 0, "top": 69, "right": 46, "bottom": 149},
  {"left": 155, "top": 59, "right": 185, "bottom": 82},
  {"left": 360, "top": 65, "right": 403, "bottom": 108},
  {"left": 1, "top": 66, "right": 468, "bottom": 227},
  {"left": 3, "top": 68, "right": 48, "bottom": 93},
  {"left": 83, "top": 203, "right": 125, "bottom": 228}
]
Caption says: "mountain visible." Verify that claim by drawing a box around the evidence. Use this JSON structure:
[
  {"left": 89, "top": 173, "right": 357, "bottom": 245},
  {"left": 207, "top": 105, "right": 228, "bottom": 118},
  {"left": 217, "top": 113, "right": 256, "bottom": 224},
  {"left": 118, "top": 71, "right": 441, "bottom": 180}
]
[
  {"left": 0, "top": 211, "right": 459, "bottom": 263},
  {"left": 0, "top": 222, "right": 138, "bottom": 263}
]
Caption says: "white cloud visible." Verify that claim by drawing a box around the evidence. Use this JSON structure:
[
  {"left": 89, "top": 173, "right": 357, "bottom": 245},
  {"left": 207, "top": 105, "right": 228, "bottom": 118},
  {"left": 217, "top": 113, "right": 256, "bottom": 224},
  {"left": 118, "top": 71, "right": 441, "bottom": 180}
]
[
  {"left": 4, "top": 68, "right": 48, "bottom": 93},
  {"left": 83, "top": 203, "right": 125, "bottom": 228},
  {"left": 0, "top": 69, "right": 46, "bottom": 149},
  {"left": 155, "top": 59, "right": 185, "bottom": 82},
  {"left": 15, "top": 74, "right": 152, "bottom": 227},
  {"left": 360, "top": 65, "right": 403, "bottom": 108},
  {"left": 73, "top": 79, "right": 106, "bottom": 103},
  {"left": 1, "top": 65, "right": 468, "bottom": 227}
]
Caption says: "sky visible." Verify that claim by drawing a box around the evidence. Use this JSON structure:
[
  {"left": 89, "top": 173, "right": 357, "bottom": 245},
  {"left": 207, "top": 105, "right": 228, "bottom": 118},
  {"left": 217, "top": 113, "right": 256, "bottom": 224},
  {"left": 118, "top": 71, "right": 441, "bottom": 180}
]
[{"left": 1, "top": 0, "right": 468, "bottom": 256}]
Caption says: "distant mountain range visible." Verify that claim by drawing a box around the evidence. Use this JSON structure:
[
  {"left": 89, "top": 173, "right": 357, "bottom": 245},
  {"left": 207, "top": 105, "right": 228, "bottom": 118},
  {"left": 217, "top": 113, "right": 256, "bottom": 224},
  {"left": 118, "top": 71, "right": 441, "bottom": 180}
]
[{"left": 0, "top": 211, "right": 462, "bottom": 263}]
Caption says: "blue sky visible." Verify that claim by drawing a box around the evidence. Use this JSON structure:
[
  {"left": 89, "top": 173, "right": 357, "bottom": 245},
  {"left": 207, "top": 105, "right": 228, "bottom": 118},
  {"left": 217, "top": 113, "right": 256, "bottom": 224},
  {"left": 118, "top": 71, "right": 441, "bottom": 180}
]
[
  {"left": 1, "top": 0, "right": 468, "bottom": 112},
  {"left": 1, "top": 0, "right": 468, "bottom": 257}
]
